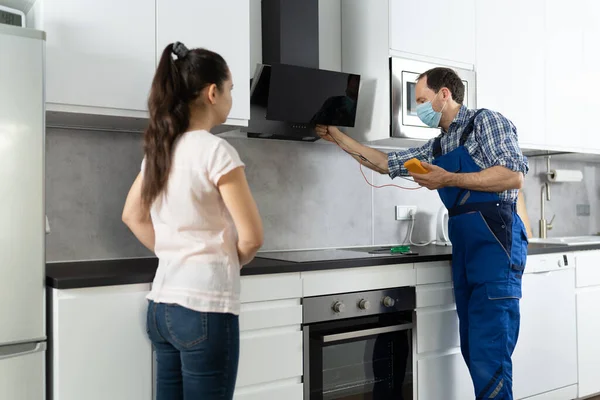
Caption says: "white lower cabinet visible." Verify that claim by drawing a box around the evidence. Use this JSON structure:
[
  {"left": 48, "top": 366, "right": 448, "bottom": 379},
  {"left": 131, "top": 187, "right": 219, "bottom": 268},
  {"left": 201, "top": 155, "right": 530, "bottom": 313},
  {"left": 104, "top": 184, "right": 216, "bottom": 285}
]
[
  {"left": 577, "top": 288, "right": 600, "bottom": 397},
  {"left": 49, "top": 284, "right": 152, "bottom": 400},
  {"left": 417, "top": 351, "right": 473, "bottom": 400},
  {"left": 415, "top": 254, "right": 580, "bottom": 400},
  {"left": 512, "top": 262, "right": 577, "bottom": 400},
  {"left": 575, "top": 251, "right": 600, "bottom": 398},
  {"left": 415, "top": 282, "right": 473, "bottom": 400},
  {"left": 234, "top": 273, "right": 303, "bottom": 400},
  {"left": 49, "top": 251, "right": 600, "bottom": 400}
]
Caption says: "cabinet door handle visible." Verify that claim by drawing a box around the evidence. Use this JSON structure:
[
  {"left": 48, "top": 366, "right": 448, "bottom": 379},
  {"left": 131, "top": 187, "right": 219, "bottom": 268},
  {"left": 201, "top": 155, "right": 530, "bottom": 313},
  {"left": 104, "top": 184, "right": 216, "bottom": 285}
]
[
  {"left": 321, "top": 323, "right": 413, "bottom": 343},
  {"left": 0, "top": 342, "right": 46, "bottom": 361}
]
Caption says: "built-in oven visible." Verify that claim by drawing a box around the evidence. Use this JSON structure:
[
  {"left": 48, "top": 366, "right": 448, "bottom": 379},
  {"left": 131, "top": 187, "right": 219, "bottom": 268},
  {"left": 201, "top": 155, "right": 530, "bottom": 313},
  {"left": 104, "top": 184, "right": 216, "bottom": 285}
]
[
  {"left": 390, "top": 57, "right": 477, "bottom": 140},
  {"left": 303, "top": 287, "right": 415, "bottom": 400}
]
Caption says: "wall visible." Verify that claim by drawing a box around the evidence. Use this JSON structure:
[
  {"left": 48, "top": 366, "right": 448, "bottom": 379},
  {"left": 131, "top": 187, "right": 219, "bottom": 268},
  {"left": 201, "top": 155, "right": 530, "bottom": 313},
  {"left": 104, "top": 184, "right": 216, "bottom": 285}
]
[
  {"left": 45, "top": 128, "right": 147, "bottom": 261},
  {"left": 45, "top": 1, "right": 600, "bottom": 261},
  {"left": 45, "top": 128, "right": 442, "bottom": 262},
  {"left": 522, "top": 155, "right": 600, "bottom": 238},
  {"left": 47, "top": 128, "right": 600, "bottom": 262}
]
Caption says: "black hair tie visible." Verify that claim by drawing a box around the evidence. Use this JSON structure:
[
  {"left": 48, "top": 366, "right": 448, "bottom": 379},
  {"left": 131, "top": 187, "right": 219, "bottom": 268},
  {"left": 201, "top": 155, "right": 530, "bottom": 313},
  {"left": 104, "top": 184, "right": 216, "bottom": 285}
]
[{"left": 172, "top": 42, "right": 189, "bottom": 59}]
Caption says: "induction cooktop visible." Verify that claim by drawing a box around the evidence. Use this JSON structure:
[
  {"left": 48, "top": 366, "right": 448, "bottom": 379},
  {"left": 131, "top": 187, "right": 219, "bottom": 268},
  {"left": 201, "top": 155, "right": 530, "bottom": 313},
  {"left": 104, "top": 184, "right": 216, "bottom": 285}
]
[{"left": 259, "top": 246, "right": 417, "bottom": 263}]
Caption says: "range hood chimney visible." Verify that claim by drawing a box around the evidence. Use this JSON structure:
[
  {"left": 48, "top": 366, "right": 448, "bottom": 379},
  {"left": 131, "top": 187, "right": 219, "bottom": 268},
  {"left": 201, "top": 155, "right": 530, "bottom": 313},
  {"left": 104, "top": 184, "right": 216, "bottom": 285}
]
[
  {"left": 261, "top": 0, "right": 320, "bottom": 68},
  {"left": 243, "top": 0, "right": 344, "bottom": 142}
]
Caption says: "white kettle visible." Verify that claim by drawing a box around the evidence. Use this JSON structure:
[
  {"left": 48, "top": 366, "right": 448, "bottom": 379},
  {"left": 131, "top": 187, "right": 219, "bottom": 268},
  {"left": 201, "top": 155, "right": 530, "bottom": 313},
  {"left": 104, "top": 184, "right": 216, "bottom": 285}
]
[{"left": 436, "top": 206, "right": 451, "bottom": 246}]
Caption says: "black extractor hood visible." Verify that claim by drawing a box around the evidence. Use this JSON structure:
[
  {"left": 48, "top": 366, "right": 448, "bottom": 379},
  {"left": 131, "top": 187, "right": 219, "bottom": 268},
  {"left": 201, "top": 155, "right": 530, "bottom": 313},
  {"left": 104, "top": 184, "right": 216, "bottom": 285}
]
[{"left": 242, "top": 0, "right": 360, "bottom": 142}]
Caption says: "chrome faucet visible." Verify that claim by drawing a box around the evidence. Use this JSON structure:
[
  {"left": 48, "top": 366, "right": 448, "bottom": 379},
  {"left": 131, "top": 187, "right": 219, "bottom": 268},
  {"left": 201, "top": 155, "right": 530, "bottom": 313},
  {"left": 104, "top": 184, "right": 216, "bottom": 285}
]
[
  {"left": 539, "top": 182, "right": 555, "bottom": 239},
  {"left": 539, "top": 156, "right": 555, "bottom": 239}
]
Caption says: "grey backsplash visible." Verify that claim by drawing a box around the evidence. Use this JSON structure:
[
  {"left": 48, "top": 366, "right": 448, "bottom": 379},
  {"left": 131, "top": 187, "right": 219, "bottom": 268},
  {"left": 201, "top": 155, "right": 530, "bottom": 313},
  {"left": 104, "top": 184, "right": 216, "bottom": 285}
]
[
  {"left": 46, "top": 128, "right": 600, "bottom": 262},
  {"left": 522, "top": 156, "right": 600, "bottom": 238}
]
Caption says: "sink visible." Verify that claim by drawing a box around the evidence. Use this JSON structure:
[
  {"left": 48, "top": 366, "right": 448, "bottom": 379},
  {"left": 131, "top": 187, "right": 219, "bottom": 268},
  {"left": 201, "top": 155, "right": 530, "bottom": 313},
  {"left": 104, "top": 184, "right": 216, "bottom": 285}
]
[{"left": 528, "top": 236, "right": 600, "bottom": 246}]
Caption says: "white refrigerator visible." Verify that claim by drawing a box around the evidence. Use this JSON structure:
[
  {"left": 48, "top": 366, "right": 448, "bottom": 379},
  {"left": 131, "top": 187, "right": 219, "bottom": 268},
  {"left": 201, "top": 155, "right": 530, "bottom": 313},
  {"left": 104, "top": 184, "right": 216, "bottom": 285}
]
[{"left": 0, "top": 23, "right": 46, "bottom": 399}]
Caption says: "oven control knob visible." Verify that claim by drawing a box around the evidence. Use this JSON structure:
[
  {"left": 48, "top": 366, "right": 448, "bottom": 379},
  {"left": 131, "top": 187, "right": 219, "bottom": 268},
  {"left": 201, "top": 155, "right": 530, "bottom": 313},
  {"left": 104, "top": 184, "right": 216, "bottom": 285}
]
[
  {"left": 383, "top": 296, "right": 395, "bottom": 308},
  {"left": 332, "top": 301, "right": 345, "bottom": 313},
  {"left": 358, "top": 299, "right": 371, "bottom": 310}
]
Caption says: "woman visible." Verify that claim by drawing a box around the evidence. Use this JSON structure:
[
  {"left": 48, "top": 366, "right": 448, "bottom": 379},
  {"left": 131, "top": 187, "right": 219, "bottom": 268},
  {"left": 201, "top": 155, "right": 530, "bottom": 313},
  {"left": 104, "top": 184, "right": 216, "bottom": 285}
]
[{"left": 122, "top": 42, "right": 263, "bottom": 400}]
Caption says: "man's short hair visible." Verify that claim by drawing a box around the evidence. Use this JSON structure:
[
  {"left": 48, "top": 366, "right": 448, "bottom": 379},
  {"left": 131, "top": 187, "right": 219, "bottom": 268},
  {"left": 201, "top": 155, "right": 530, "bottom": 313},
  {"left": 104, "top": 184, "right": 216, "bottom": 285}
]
[{"left": 417, "top": 67, "right": 465, "bottom": 104}]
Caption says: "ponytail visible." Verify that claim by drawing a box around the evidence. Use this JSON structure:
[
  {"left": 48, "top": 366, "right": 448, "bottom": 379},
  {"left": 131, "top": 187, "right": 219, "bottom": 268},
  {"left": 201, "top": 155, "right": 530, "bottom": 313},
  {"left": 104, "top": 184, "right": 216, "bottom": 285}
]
[{"left": 141, "top": 42, "right": 229, "bottom": 209}]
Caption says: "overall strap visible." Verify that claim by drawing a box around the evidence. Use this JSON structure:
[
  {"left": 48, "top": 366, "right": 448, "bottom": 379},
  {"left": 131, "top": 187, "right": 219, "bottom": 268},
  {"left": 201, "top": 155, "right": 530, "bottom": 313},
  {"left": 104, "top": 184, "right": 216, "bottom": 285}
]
[
  {"left": 432, "top": 134, "right": 443, "bottom": 159},
  {"left": 459, "top": 108, "right": 487, "bottom": 146}
]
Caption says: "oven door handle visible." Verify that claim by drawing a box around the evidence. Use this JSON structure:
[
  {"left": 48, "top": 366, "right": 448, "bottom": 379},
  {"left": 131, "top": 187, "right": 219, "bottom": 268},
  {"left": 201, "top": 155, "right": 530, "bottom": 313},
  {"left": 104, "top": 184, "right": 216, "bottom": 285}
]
[{"left": 321, "top": 322, "right": 413, "bottom": 343}]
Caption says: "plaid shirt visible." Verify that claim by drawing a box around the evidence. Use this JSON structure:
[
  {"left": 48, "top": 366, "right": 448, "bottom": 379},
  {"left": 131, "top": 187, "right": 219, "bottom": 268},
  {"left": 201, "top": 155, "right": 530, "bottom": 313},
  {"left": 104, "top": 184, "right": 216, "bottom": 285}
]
[{"left": 388, "top": 106, "right": 528, "bottom": 202}]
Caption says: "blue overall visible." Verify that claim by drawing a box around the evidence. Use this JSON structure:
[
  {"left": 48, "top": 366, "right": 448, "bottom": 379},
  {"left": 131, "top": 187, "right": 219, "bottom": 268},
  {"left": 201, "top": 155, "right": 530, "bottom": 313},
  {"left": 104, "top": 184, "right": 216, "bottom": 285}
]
[{"left": 432, "top": 110, "right": 528, "bottom": 399}]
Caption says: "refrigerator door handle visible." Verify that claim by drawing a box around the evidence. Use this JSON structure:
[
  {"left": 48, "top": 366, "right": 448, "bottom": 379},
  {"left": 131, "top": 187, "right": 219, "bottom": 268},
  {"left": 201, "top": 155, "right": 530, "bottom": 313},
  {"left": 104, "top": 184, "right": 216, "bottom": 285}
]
[{"left": 0, "top": 342, "right": 46, "bottom": 361}]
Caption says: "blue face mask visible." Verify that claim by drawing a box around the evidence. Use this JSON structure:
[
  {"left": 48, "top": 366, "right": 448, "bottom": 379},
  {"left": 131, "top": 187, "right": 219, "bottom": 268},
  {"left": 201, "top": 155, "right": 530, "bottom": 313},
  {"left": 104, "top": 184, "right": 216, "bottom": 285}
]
[{"left": 416, "top": 93, "right": 446, "bottom": 128}]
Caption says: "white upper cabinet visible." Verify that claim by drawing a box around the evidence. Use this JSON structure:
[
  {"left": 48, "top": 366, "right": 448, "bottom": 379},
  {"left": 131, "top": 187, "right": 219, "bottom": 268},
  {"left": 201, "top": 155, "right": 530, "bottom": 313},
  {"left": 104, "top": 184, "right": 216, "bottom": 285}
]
[
  {"left": 156, "top": 0, "right": 250, "bottom": 125},
  {"left": 476, "top": 0, "right": 600, "bottom": 153},
  {"left": 28, "top": 0, "right": 155, "bottom": 115},
  {"left": 545, "top": 0, "right": 585, "bottom": 151},
  {"left": 582, "top": 0, "right": 600, "bottom": 152},
  {"left": 27, "top": 0, "right": 251, "bottom": 127},
  {"left": 341, "top": 0, "right": 477, "bottom": 145},
  {"left": 389, "top": 0, "right": 476, "bottom": 65},
  {"left": 475, "top": 0, "right": 546, "bottom": 149}
]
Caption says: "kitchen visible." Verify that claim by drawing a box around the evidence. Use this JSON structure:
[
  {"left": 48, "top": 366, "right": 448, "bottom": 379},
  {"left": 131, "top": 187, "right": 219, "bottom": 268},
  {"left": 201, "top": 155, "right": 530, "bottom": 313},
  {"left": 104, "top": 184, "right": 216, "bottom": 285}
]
[{"left": 2, "top": 0, "right": 600, "bottom": 399}]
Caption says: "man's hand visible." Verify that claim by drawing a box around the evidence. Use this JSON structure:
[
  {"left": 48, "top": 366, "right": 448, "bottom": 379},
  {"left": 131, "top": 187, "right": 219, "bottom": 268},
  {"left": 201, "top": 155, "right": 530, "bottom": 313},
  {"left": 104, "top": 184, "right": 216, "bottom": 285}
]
[
  {"left": 315, "top": 125, "right": 344, "bottom": 143},
  {"left": 409, "top": 162, "right": 453, "bottom": 190},
  {"left": 315, "top": 125, "right": 334, "bottom": 142}
]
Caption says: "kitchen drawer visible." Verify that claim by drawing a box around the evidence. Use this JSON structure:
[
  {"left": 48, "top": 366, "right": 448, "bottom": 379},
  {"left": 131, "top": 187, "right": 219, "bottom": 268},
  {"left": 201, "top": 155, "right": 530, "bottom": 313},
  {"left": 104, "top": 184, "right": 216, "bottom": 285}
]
[
  {"left": 234, "top": 380, "right": 303, "bottom": 400},
  {"left": 239, "top": 299, "right": 302, "bottom": 332},
  {"left": 302, "top": 264, "right": 415, "bottom": 296},
  {"left": 416, "top": 283, "right": 455, "bottom": 308},
  {"left": 237, "top": 330, "right": 303, "bottom": 387},
  {"left": 240, "top": 273, "right": 302, "bottom": 303},
  {"left": 416, "top": 306, "right": 460, "bottom": 354},
  {"left": 416, "top": 261, "right": 452, "bottom": 285},
  {"left": 575, "top": 250, "right": 600, "bottom": 288}
]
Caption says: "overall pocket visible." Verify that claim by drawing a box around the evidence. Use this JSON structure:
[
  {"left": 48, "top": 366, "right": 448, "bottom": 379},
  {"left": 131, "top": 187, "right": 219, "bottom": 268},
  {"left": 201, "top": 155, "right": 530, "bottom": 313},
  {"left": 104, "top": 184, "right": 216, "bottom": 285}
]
[
  {"left": 486, "top": 280, "right": 522, "bottom": 300},
  {"left": 511, "top": 214, "right": 529, "bottom": 269},
  {"left": 477, "top": 211, "right": 511, "bottom": 259},
  {"left": 165, "top": 304, "right": 208, "bottom": 349}
]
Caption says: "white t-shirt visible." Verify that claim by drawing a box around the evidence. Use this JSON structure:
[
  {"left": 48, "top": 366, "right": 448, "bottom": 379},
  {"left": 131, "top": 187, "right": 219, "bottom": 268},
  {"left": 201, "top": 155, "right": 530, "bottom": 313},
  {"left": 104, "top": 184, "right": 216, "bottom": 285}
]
[{"left": 143, "top": 130, "right": 245, "bottom": 315}]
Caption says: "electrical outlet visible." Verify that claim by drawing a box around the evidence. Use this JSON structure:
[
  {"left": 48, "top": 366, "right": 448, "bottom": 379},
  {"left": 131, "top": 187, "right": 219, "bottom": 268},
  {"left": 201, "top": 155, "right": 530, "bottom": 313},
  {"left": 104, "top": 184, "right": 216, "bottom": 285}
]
[
  {"left": 577, "top": 204, "right": 590, "bottom": 216},
  {"left": 395, "top": 206, "right": 417, "bottom": 221}
]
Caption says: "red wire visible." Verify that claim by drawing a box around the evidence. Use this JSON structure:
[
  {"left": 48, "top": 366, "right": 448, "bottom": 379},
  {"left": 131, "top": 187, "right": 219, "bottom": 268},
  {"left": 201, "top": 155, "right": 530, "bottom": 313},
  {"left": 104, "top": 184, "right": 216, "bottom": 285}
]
[
  {"left": 359, "top": 163, "right": 422, "bottom": 190},
  {"left": 325, "top": 131, "right": 422, "bottom": 190}
]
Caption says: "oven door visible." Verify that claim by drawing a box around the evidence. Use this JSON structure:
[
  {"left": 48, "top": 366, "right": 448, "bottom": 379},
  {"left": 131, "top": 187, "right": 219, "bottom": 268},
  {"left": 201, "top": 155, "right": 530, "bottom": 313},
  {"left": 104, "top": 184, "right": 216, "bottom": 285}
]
[{"left": 304, "top": 314, "right": 413, "bottom": 400}]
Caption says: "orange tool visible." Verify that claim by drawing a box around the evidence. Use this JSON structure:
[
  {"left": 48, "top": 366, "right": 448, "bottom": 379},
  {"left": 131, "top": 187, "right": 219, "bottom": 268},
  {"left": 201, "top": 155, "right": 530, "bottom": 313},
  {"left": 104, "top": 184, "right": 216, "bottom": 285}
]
[{"left": 404, "top": 158, "right": 430, "bottom": 174}]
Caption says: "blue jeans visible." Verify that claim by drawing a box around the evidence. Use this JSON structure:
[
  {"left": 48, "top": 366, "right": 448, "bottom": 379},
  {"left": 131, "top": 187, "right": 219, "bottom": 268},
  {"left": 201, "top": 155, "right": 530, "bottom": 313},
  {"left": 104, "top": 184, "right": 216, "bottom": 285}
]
[{"left": 146, "top": 301, "right": 240, "bottom": 400}]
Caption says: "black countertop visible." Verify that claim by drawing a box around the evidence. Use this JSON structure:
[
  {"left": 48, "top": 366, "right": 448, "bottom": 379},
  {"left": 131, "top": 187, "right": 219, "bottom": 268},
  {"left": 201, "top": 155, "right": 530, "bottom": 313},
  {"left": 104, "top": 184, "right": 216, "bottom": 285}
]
[{"left": 46, "top": 243, "right": 600, "bottom": 289}]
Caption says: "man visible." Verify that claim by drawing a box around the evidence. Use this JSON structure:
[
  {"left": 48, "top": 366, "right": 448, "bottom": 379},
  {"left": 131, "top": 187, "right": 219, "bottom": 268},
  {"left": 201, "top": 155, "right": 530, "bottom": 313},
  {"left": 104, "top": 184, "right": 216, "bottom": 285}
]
[{"left": 316, "top": 67, "right": 528, "bottom": 400}]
